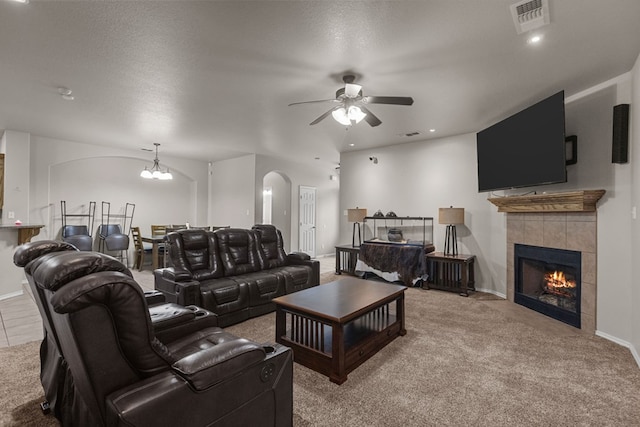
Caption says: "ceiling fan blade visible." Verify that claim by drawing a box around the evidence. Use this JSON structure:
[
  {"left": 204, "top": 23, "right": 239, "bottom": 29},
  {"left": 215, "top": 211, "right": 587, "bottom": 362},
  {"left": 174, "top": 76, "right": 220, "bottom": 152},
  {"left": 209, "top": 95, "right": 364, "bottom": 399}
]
[
  {"left": 364, "top": 96, "right": 414, "bottom": 106},
  {"left": 359, "top": 106, "right": 382, "bottom": 127},
  {"left": 309, "top": 107, "right": 339, "bottom": 125},
  {"left": 288, "top": 99, "right": 340, "bottom": 107}
]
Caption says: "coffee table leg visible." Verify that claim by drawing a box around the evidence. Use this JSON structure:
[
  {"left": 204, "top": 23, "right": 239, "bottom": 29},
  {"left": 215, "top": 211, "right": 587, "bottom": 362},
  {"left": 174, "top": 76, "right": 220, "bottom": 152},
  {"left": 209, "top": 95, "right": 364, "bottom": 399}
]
[
  {"left": 330, "top": 321, "right": 347, "bottom": 384},
  {"left": 275, "top": 305, "right": 286, "bottom": 344},
  {"left": 397, "top": 293, "right": 407, "bottom": 336}
]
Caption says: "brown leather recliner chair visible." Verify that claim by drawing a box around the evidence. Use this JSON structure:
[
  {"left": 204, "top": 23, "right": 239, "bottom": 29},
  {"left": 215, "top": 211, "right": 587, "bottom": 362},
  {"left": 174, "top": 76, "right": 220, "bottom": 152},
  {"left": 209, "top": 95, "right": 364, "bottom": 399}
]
[
  {"left": 14, "top": 240, "right": 220, "bottom": 421},
  {"left": 15, "top": 241, "right": 293, "bottom": 426}
]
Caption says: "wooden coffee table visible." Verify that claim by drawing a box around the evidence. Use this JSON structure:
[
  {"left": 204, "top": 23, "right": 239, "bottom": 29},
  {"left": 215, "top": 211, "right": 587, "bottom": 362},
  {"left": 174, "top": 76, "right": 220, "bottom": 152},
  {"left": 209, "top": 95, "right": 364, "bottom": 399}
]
[{"left": 273, "top": 277, "right": 407, "bottom": 384}]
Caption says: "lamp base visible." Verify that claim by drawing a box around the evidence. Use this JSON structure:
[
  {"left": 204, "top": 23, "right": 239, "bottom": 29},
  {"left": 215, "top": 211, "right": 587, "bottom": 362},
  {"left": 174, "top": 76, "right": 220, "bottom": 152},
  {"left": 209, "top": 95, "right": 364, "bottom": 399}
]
[
  {"left": 352, "top": 222, "right": 362, "bottom": 247},
  {"left": 443, "top": 224, "right": 458, "bottom": 256}
]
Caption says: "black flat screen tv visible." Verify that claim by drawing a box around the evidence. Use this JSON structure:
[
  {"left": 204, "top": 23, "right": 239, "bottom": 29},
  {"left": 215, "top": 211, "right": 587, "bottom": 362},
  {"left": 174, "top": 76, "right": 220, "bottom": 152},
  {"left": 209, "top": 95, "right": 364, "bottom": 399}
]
[{"left": 476, "top": 91, "right": 566, "bottom": 193}]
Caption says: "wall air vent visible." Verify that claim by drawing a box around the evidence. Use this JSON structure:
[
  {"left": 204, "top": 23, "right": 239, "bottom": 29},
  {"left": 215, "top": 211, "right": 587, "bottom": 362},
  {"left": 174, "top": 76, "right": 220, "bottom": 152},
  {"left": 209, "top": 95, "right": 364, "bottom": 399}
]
[{"left": 510, "top": 0, "right": 550, "bottom": 34}]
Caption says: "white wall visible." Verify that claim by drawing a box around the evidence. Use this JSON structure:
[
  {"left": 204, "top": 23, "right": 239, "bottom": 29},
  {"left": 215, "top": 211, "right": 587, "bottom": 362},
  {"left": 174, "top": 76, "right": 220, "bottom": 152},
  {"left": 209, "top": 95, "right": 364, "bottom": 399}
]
[
  {"left": 339, "top": 134, "right": 506, "bottom": 295},
  {"left": 255, "top": 154, "right": 340, "bottom": 255},
  {"left": 340, "top": 70, "right": 638, "bottom": 349},
  {"left": 630, "top": 53, "right": 640, "bottom": 362},
  {"left": 0, "top": 131, "right": 32, "bottom": 297},
  {"left": 209, "top": 154, "right": 256, "bottom": 229},
  {"left": 28, "top": 135, "right": 209, "bottom": 237},
  {"left": 0, "top": 131, "right": 209, "bottom": 298},
  {"left": 263, "top": 171, "right": 291, "bottom": 251},
  {"left": 2, "top": 131, "right": 30, "bottom": 223}
]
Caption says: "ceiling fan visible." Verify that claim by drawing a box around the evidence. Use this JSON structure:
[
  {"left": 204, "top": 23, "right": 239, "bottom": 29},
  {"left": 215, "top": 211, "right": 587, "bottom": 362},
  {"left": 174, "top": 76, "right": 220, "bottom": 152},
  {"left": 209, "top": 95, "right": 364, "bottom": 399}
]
[{"left": 288, "top": 74, "right": 414, "bottom": 127}]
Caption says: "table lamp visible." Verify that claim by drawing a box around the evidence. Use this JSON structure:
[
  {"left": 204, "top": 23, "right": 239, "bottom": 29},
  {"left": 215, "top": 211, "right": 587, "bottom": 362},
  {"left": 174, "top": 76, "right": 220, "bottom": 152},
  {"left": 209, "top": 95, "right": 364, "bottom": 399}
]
[
  {"left": 438, "top": 207, "right": 464, "bottom": 256},
  {"left": 347, "top": 208, "right": 367, "bottom": 247}
]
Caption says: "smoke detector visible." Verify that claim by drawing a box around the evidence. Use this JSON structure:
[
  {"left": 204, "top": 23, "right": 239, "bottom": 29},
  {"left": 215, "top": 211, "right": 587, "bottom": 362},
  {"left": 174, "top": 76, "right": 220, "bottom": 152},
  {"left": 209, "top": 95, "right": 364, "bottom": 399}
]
[{"left": 510, "top": 0, "right": 550, "bottom": 34}]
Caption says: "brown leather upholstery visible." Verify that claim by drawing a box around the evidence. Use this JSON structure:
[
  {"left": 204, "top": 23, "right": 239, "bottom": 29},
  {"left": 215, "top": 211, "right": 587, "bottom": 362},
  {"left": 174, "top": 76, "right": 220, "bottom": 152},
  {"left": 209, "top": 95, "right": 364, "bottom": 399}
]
[
  {"left": 155, "top": 225, "right": 319, "bottom": 327},
  {"left": 14, "top": 240, "right": 293, "bottom": 426}
]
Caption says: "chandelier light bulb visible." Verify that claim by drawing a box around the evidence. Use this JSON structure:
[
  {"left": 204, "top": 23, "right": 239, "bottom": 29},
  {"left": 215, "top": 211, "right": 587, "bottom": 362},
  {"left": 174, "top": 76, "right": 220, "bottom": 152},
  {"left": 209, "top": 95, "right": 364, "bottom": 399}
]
[
  {"left": 140, "top": 168, "right": 153, "bottom": 179},
  {"left": 141, "top": 143, "right": 173, "bottom": 180}
]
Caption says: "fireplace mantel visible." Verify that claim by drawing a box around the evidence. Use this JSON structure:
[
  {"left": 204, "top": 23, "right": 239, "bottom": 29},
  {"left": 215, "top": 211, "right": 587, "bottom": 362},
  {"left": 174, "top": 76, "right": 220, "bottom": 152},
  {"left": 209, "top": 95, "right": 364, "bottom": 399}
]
[{"left": 488, "top": 190, "right": 606, "bottom": 213}]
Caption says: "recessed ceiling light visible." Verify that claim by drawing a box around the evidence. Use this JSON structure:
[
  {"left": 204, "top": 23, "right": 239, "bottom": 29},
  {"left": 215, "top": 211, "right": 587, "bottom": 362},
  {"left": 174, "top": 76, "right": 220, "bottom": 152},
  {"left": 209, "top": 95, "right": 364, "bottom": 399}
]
[
  {"left": 11, "top": 0, "right": 29, "bottom": 4},
  {"left": 58, "top": 87, "right": 74, "bottom": 101},
  {"left": 527, "top": 34, "right": 543, "bottom": 44},
  {"left": 349, "top": 143, "right": 355, "bottom": 147},
  {"left": 429, "top": 129, "right": 436, "bottom": 133}
]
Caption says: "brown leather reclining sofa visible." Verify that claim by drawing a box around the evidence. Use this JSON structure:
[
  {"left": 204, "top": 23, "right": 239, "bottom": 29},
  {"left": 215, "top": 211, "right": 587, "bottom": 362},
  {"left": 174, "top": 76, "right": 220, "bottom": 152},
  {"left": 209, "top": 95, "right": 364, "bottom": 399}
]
[
  {"left": 14, "top": 240, "right": 293, "bottom": 426},
  {"left": 154, "top": 224, "right": 320, "bottom": 327}
]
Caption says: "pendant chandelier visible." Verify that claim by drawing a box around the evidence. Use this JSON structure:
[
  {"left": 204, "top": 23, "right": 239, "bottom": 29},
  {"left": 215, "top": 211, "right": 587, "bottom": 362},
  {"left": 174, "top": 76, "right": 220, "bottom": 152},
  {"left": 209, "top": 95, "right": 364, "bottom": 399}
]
[{"left": 140, "top": 143, "right": 173, "bottom": 180}]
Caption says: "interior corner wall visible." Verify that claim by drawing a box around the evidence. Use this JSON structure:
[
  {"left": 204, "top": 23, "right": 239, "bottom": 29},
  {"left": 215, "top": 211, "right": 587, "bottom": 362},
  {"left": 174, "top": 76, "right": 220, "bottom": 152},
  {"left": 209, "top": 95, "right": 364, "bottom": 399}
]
[
  {"left": 339, "top": 134, "right": 507, "bottom": 296},
  {"left": 629, "top": 52, "right": 640, "bottom": 363},
  {"left": 209, "top": 154, "right": 256, "bottom": 229},
  {"left": 2, "top": 130, "right": 30, "bottom": 223},
  {"left": 254, "top": 154, "right": 340, "bottom": 255},
  {"left": 28, "top": 135, "right": 209, "bottom": 239},
  {"left": 339, "top": 72, "right": 636, "bottom": 346},
  {"left": 0, "top": 131, "right": 32, "bottom": 298}
]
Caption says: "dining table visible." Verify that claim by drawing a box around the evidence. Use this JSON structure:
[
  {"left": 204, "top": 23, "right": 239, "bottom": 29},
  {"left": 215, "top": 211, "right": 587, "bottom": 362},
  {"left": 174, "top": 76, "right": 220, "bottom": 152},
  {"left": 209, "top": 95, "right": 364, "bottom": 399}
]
[{"left": 141, "top": 234, "right": 166, "bottom": 269}]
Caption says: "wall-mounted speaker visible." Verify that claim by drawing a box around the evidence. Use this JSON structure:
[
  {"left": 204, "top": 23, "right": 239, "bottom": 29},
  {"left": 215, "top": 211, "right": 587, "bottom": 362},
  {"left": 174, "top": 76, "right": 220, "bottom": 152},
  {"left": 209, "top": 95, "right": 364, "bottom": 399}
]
[{"left": 612, "top": 104, "right": 629, "bottom": 164}]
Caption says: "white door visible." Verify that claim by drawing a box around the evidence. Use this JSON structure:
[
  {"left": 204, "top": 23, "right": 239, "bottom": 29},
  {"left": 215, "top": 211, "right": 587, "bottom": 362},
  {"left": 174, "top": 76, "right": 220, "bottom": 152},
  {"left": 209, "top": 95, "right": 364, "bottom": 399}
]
[{"left": 298, "top": 186, "right": 316, "bottom": 257}]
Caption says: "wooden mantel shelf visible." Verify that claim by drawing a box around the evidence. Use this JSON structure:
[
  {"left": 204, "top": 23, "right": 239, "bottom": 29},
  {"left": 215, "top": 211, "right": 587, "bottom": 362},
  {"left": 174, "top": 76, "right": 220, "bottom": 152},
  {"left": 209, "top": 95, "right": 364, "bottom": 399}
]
[{"left": 488, "top": 190, "right": 606, "bottom": 213}]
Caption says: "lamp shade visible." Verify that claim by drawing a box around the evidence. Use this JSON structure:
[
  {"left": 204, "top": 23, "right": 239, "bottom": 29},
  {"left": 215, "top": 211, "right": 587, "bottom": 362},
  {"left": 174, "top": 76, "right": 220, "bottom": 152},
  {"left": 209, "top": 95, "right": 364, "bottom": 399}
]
[
  {"left": 439, "top": 207, "right": 464, "bottom": 225},
  {"left": 347, "top": 208, "right": 367, "bottom": 222}
]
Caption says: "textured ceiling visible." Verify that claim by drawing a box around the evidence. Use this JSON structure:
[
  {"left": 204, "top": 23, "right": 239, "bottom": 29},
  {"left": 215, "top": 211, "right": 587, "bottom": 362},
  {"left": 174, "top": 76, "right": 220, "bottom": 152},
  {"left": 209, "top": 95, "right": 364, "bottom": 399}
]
[{"left": 1, "top": 0, "right": 639, "bottom": 168}]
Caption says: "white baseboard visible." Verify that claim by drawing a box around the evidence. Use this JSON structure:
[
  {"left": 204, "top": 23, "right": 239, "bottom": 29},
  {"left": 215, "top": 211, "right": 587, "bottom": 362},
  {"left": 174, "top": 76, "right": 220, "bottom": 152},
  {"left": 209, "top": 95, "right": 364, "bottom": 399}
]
[
  {"left": 596, "top": 330, "right": 640, "bottom": 369},
  {"left": 0, "top": 289, "right": 24, "bottom": 301}
]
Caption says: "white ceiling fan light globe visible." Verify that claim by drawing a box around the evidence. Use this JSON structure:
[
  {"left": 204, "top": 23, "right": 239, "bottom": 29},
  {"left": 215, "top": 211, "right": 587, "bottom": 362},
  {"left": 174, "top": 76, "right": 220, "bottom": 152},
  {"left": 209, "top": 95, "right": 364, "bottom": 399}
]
[
  {"left": 152, "top": 169, "right": 163, "bottom": 179},
  {"left": 160, "top": 170, "right": 173, "bottom": 180},
  {"left": 140, "top": 168, "right": 153, "bottom": 179},
  {"left": 332, "top": 108, "right": 351, "bottom": 126},
  {"left": 348, "top": 106, "right": 366, "bottom": 123}
]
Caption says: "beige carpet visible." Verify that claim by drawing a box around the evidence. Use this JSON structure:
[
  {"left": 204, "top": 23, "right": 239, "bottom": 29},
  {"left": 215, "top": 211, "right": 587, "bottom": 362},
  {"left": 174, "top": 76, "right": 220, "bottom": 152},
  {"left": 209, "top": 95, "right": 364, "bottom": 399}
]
[{"left": 2, "top": 272, "right": 640, "bottom": 426}]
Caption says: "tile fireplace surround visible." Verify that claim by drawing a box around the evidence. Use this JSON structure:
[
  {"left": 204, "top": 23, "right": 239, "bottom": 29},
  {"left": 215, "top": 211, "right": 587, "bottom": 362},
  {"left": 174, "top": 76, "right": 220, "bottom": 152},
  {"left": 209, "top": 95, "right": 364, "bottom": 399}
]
[{"left": 489, "top": 190, "right": 606, "bottom": 334}]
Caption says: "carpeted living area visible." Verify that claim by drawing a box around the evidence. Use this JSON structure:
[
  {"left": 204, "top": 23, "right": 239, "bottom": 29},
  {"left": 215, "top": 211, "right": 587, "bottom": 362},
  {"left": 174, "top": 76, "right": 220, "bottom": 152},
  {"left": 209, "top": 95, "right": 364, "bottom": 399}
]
[{"left": 2, "top": 271, "right": 640, "bottom": 426}]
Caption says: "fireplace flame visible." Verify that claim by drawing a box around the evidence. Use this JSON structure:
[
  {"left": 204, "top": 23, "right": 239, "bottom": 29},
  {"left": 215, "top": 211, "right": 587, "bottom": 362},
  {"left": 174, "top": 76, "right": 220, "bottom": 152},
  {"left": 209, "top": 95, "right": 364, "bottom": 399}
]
[{"left": 544, "top": 270, "right": 576, "bottom": 297}]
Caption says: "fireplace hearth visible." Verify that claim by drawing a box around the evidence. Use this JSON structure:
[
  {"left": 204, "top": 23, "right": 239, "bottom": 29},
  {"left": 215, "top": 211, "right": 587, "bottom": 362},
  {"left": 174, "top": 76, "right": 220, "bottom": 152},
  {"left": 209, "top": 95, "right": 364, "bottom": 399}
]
[{"left": 514, "top": 244, "right": 581, "bottom": 328}]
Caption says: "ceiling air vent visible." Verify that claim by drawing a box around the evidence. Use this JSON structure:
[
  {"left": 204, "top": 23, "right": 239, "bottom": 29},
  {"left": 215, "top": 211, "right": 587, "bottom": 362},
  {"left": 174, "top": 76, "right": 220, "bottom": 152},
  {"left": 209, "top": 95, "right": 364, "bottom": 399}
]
[{"left": 510, "top": 0, "right": 550, "bottom": 34}]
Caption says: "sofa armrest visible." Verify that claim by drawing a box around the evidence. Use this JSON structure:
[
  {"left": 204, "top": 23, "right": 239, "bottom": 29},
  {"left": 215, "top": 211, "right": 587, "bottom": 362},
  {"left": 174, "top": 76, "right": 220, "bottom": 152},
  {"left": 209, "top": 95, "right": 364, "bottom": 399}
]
[
  {"left": 156, "top": 266, "right": 192, "bottom": 282},
  {"left": 287, "top": 251, "right": 310, "bottom": 261},
  {"left": 286, "top": 256, "right": 320, "bottom": 287},
  {"left": 105, "top": 345, "right": 293, "bottom": 427},
  {"left": 154, "top": 269, "right": 202, "bottom": 306},
  {"left": 172, "top": 339, "right": 266, "bottom": 390},
  {"left": 152, "top": 305, "right": 219, "bottom": 344},
  {"left": 144, "top": 290, "right": 166, "bottom": 306}
]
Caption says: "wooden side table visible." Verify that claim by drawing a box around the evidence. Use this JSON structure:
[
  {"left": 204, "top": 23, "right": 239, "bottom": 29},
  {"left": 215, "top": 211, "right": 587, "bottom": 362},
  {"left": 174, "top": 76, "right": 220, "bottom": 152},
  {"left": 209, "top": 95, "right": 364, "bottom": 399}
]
[
  {"left": 425, "top": 252, "right": 476, "bottom": 296},
  {"left": 335, "top": 244, "right": 360, "bottom": 275}
]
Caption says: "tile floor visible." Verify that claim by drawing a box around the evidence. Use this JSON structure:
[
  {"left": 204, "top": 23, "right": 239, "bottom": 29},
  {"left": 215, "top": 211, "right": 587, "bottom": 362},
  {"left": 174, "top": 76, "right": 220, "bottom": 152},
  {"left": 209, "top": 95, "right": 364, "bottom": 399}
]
[{"left": 0, "top": 255, "right": 337, "bottom": 348}]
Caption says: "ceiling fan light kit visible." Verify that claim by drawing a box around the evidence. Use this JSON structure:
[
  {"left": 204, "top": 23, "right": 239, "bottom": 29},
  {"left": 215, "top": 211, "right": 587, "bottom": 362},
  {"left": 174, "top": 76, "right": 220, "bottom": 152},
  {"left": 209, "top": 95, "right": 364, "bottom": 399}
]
[
  {"left": 289, "top": 74, "right": 413, "bottom": 127},
  {"left": 332, "top": 106, "right": 366, "bottom": 126}
]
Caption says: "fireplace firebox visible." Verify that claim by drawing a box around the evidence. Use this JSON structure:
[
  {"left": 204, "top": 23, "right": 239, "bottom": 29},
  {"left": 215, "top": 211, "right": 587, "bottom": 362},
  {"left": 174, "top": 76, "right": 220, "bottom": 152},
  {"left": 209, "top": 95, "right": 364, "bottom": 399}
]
[{"left": 514, "top": 244, "right": 581, "bottom": 328}]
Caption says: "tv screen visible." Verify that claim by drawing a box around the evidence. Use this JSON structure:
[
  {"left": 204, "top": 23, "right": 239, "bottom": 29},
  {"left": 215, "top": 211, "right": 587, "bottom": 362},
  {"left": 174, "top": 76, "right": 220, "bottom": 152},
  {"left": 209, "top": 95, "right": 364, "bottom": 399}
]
[{"left": 476, "top": 91, "right": 566, "bottom": 193}]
